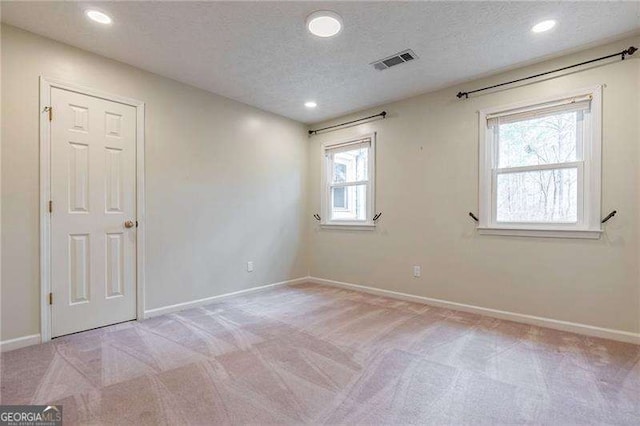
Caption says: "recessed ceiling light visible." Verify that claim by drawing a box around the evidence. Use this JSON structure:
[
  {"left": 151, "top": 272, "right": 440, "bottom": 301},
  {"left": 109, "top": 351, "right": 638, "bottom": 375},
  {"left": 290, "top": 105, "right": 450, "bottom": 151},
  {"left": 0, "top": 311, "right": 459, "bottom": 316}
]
[
  {"left": 306, "top": 11, "right": 342, "bottom": 38},
  {"left": 305, "top": 101, "right": 317, "bottom": 108},
  {"left": 85, "top": 9, "right": 112, "bottom": 25},
  {"left": 531, "top": 20, "right": 556, "bottom": 33}
]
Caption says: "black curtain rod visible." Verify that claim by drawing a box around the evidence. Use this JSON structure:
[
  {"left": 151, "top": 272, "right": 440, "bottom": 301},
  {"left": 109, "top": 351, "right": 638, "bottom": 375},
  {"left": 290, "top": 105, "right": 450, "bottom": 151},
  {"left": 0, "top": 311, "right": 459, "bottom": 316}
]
[
  {"left": 309, "top": 111, "right": 387, "bottom": 135},
  {"left": 457, "top": 46, "right": 637, "bottom": 100}
]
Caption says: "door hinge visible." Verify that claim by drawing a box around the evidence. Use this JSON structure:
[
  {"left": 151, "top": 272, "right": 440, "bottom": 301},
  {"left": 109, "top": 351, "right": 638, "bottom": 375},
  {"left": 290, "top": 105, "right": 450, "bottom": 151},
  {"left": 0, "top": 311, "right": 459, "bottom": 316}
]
[
  {"left": 44, "top": 106, "right": 52, "bottom": 121},
  {"left": 48, "top": 200, "right": 53, "bottom": 213},
  {"left": 49, "top": 292, "right": 53, "bottom": 305}
]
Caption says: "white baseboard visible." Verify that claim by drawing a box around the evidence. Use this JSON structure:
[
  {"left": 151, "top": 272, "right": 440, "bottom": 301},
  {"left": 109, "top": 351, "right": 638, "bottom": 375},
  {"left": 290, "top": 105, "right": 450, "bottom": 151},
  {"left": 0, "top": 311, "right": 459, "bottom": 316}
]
[
  {"left": 1, "top": 278, "right": 308, "bottom": 352},
  {"left": 4, "top": 276, "right": 636, "bottom": 351},
  {"left": 306, "top": 277, "right": 640, "bottom": 345},
  {"left": 144, "top": 277, "right": 309, "bottom": 318},
  {"left": 0, "top": 334, "right": 42, "bottom": 353}
]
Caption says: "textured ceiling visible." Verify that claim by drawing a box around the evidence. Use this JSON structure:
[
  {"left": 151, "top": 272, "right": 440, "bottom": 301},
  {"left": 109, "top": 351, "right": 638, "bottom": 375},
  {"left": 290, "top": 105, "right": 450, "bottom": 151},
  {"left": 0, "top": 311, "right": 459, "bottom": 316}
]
[{"left": 2, "top": 1, "right": 639, "bottom": 124}]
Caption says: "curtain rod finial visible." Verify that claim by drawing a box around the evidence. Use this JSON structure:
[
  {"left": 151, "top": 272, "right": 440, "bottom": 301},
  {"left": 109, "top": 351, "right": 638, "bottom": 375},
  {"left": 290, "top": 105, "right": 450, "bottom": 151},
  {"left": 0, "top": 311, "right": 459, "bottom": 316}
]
[{"left": 622, "top": 46, "right": 636, "bottom": 60}]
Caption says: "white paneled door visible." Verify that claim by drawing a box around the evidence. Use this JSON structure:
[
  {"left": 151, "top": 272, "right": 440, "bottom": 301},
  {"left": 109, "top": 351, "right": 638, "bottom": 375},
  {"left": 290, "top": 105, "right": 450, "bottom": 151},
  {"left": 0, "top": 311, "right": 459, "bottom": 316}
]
[{"left": 50, "top": 87, "right": 137, "bottom": 337}]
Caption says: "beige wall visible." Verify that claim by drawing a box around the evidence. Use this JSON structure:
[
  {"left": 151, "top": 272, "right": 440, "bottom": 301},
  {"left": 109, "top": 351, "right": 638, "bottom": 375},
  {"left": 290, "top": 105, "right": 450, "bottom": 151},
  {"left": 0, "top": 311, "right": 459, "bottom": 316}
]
[
  {"left": 2, "top": 24, "right": 639, "bottom": 343},
  {"left": 308, "top": 36, "right": 640, "bottom": 334},
  {"left": 1, "top": 25, "right": 309, "bottom": 341}
]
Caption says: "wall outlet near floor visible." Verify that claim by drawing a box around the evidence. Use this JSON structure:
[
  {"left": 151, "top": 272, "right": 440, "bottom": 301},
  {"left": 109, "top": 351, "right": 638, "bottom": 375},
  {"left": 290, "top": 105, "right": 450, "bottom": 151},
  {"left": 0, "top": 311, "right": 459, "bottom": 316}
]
[
  {"left": 247, "top": 261, "right": 254, "bottom": 272},
  {"left": 413, "top": 265, "right": 421, "bottom": 278}
]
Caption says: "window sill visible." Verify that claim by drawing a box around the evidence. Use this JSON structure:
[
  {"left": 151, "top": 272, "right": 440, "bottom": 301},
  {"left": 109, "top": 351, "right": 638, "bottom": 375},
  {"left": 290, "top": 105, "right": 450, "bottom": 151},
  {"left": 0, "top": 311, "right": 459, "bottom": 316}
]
[
  {"left": 320, "top": 223, "right": 376, "bottom": 231},
  {"left": 477, "top": 227, "right": 602, "bottom": 239}
]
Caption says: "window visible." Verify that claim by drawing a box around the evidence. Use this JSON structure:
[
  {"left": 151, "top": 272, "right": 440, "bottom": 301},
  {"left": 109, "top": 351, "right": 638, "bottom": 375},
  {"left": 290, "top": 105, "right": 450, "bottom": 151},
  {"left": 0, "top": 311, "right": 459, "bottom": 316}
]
[
  {"left": 478, "top": 87, "right": 602, "bottom": 238},
  {"left": 321, "top": 134, "right": 375, "bottom": 228}
]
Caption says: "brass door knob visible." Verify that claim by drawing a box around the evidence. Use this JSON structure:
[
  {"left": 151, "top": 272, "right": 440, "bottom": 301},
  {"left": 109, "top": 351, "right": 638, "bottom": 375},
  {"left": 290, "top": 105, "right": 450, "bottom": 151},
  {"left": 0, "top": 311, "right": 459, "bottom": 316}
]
[{"left": 124, "top": 220, "right": 135, "bottom": 229}]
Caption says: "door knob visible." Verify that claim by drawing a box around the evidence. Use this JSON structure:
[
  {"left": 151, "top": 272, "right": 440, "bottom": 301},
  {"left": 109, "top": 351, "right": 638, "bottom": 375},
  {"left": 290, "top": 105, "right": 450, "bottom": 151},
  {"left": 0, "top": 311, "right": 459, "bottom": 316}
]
[{"left": 124, "top": 220, "right": 135, "bottom": 229}]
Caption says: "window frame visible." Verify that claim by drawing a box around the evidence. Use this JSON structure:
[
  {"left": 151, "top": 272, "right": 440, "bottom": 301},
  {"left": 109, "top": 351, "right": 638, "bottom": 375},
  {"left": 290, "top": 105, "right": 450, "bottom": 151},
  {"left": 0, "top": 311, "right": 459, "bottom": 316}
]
[
  {"left": 477, "top": 86, "right": 602, "bottom": 239},
  {"left": 320, "top": 133, "right": 376, "bottom": 230}
]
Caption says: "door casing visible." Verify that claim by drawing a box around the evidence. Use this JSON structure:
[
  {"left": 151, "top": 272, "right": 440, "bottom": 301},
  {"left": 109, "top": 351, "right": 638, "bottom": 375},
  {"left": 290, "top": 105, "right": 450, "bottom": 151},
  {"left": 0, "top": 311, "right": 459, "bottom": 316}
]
[{"left": 39, "top": 77, "right": 146, "bottom": 342}]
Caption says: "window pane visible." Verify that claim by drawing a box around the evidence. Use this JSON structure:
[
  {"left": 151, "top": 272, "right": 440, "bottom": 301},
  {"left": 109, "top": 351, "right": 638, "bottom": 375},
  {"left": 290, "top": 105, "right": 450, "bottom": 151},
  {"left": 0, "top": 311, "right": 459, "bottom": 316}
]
[
  {"left": 496, "top": 168, "right": 577, "bottom": 223},
  {"left": 331, "top": 184, "right": 367, "bottom": 221},
  {"left": 498, "top": 111, "right": 580, "bottom": 168},
  {"left": 332, "top": 187, "right": 346, "bottom": 209},
  {"left": 333, "top": 163, "right": 347, "bottom": 183},
  {"left": 332, "top": 148, "right": 368, "bottom": 183}
]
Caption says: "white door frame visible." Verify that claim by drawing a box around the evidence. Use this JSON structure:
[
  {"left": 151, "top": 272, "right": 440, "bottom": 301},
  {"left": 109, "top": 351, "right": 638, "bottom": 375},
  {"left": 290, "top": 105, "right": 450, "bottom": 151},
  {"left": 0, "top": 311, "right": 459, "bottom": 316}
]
[{"left": 39, "top": 77, "right": 146, "bottom": 342}]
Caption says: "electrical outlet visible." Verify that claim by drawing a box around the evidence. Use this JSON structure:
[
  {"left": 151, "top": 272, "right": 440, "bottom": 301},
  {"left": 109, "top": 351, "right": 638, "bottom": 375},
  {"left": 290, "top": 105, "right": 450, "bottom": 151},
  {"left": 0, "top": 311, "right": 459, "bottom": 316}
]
[
  {"left": 247, "top": 261, "right": 254, "bottom": 272},
  {"left": 413, "top": 265, "right": 421, "bottom": 278}
]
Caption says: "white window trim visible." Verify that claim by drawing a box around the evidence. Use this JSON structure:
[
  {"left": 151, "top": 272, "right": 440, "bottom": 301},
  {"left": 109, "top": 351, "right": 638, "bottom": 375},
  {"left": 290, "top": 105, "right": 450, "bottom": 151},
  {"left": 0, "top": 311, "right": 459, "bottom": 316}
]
[
  {"left": 320, "top": 133, "right": 376, "bottom": 230},
  {"left": 477, "top": 86, "right": 602, "bottom": 239}
]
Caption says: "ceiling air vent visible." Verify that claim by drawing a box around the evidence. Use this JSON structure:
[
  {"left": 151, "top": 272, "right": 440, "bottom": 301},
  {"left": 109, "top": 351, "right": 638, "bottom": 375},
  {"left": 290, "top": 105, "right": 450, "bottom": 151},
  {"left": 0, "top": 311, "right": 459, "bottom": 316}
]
[{"left": 371, "top": 49, "right": 417, "bottom": 71}]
